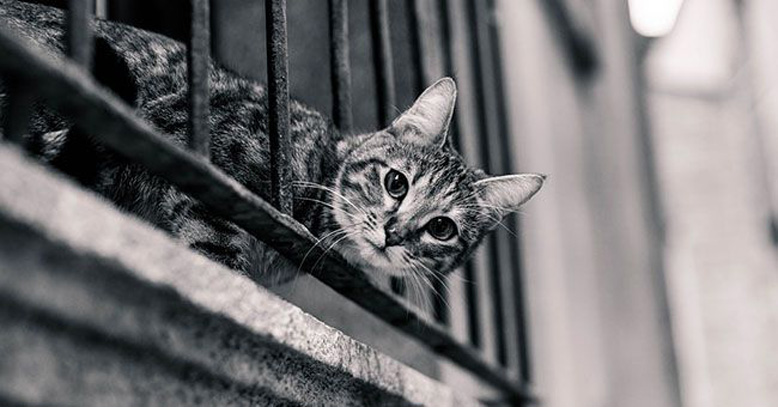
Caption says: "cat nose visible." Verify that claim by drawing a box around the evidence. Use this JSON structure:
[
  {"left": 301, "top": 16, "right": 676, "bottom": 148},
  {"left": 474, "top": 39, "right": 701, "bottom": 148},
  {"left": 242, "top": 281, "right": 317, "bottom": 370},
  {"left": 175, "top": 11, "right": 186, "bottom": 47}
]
[{"left": 384, "top": 220, "right": 404, "bottom": 247}]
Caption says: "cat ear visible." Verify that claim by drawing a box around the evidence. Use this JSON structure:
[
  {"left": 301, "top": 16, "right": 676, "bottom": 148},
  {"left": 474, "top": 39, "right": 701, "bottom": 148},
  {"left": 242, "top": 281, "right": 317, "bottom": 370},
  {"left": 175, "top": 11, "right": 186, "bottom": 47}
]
[
  {"left": 475, "top": 174, "right": 546, "bottom": 217},
  {"left": 391, "top": 77, "right": 456, "bottom": 148}
]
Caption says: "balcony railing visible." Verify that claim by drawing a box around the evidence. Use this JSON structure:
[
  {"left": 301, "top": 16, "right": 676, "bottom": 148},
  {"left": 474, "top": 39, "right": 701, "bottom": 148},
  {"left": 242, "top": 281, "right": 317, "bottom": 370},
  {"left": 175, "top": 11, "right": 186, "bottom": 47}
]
[{"left": 0, "top": 0, "right": 597, "bottom": 404}]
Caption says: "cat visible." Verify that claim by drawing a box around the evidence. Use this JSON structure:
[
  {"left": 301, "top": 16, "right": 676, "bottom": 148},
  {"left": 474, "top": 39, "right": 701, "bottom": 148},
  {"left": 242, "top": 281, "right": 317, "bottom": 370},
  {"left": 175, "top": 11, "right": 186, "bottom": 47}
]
[{"left": 0, "top": 0, "right": 544, "bottom": 285}]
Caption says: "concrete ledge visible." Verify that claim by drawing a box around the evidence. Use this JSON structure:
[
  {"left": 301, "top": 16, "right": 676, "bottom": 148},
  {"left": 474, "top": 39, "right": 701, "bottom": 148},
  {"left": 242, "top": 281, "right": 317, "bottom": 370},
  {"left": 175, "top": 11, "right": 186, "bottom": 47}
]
[{"left": 0, "top": 144, "right": 484, "bottom": 407}]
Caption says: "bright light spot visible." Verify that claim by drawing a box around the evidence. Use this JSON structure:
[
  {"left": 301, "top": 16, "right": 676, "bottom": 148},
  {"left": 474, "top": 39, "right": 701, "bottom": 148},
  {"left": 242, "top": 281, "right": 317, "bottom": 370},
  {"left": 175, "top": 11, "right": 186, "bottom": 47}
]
[{"left": 628, "top": 0, "right": 685, "bottom": 38}]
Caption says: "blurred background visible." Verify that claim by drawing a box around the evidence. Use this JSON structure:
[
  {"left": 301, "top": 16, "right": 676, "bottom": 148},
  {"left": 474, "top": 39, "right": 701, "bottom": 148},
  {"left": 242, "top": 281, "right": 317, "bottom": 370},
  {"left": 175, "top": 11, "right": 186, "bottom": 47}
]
[
  {"left": 507, "top": 0, "right": 778, "bottom": 406},
  {"left": 6, "top": 0, "right": 778, "bottom": 406}
]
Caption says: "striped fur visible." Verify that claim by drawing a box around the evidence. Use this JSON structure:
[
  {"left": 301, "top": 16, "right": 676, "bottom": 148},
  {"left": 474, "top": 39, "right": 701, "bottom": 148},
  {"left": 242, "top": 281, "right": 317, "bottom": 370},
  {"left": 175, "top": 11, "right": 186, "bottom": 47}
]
[{"left": 0, "top": 1, "right": 544, "bottom": 286}]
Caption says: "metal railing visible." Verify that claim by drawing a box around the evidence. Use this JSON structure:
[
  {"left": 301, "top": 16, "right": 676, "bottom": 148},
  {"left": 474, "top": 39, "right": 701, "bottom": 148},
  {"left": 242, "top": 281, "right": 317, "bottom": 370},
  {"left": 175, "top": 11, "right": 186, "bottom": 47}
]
[{"left": 0, "top": 0, "right": 597, "bottom": 404}]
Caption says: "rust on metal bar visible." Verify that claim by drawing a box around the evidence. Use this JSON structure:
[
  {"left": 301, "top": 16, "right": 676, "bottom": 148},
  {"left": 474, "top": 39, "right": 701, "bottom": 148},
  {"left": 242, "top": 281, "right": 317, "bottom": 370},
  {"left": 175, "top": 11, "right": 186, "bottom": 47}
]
[
  {"left": 0, "top": 22, "right": 536, "bottom": 404},
  {"left": 266, "top": 0, "right": 292, "bottom": 214},
  {"left": 67, "top": 0, "right": 94, "bottom": 68},
  {"left": 1, "top": 80, "right": 34, "bottom": 144},
  {"left": 328, "top": 0, "right": 353, "bottom": 133},
  {"left": 368, "top": 0, "right": 396, "bottom": 128},
  {"left": 188, "top": 0, "right": 211, "bottom": 158}
]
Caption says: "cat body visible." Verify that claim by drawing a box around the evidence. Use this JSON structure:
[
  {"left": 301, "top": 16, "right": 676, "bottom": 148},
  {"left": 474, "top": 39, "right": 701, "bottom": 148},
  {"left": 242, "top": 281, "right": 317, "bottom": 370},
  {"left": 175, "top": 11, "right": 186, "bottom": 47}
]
[
  {"left": 1, "top": 0, "right": 336, "bottom": 281},
  {"left": 0, "top": 1, "right": 544, "bottom": 283}
]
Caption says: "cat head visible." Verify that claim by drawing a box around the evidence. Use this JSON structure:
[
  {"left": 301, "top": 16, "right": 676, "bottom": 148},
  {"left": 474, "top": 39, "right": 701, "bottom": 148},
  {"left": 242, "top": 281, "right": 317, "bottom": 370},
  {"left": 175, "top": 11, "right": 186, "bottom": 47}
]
[{"left": 327, "top": 78, "right": 544, "bottom": 277}]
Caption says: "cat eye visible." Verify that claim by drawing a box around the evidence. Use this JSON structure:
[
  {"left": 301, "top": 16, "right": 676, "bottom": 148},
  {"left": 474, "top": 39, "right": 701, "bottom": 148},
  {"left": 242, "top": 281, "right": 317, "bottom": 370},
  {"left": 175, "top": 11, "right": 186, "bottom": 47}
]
[
  {"left": 426, "top": 217, "right": 457, "bottom": 241},
  {"left": 384, "top": 169, "right": 408, "bottom": 199}
]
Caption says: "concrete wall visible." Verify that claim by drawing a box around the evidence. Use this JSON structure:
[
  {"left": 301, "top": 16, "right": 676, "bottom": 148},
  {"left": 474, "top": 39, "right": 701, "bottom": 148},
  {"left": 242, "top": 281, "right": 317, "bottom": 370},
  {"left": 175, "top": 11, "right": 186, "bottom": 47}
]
[
  {"left": 497, "top": 1, "right": 681, "bottom": 407},
  {"left": 0, "top": 144, "right": 485, "bottom": 407},
  {"left": 646, "top": 0, "right": 778, "bottom": 406}
]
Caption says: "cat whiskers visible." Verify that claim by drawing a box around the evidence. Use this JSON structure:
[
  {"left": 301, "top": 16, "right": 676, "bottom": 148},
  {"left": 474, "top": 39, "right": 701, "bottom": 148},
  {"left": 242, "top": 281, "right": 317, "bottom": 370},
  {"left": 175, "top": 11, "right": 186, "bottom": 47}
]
[
  {"left": 459, "top": 203, "right": 519, "bottom": 238},
  {"left": 292, "top": 181, "right": 374, "bottom": 224},
  {"left": 400, "top": 253, "right": 447, "bottom": 315},
  {"left": 410, "top": 258, "right": 459, "bottom": 316},
  {"left": 406, "top": 254, "right": 451, "bottom": 289},
  {"left": 297, "top": 222, "right": 365, "bottom": 273},
  {"left": 407, "top": 251, "right": 469, "bottom": 284},
  {"left": 412, "top": 264, "right": 452, "bottom": 314},
  {"left": 294, "top": 196, "right": 361, "bottom": 222},
  {"left": 309, "top": 228, "right": 364, "bottom": 273},
  {"left": 451, "top": 190, "right": 519, "bottom": 237},
  {"left": 399, "top": 264, "right": 428, "bottom": 314}
]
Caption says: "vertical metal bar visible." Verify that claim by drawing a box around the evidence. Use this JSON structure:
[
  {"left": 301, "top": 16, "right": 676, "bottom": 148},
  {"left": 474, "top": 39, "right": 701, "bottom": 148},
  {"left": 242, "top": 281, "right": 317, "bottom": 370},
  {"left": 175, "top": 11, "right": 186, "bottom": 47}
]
[
  {"left": 408, "top": 0, "right": 446, "bottom": 316},
  {"left": 432, "top": 276, "right": 449, "bottom": 325},
  {"left": 2, "top": 80, "right": 34, "bottom": 144},
  {"left": 390, "top": 276, "right": 406, "bottom": 296},
  {"left": 408, "top": 0, "right": 450, "bottom": 324},
  {"left": 67, "top": 0, "right": 94, "bottom": 68},
  {"left": 408, "top": 0, "right": 446, "bottom": 93},
  {"left": 369, "top": 0, "right": 396, "bottom": 128},
  {"left": 466, "top": 0, "right": 512, "bottom": 368},
  {"left": 430, "top": 0, "right": 453, "bottom": 326},
  {"left": 406, "top": 0, "right": 426, "bottom": 93},
  {"left": 188, "top": 0, "right": 211, "bottom": 158},
  {"left": 95, "top": 0, "right": 107, "bottom": 19},
  {"left": 55, "top": 0, "right": 98, "bottom": 173},
  {"left": 464, "top": 262, "right": 481, "bottom": 348},
  {"left": 328, "top": 0, "right": 353, "bottom": 133},
  {"left": 486, "top": 0, "right": 532, "bottom": 381},
  {"left": 437, "top": 0, "right": 460, "bottom": 148},
  {"left": 266, "top": 0, "right": 292, "bottom": 214},
  {"left": 439, "top": 0, "right": 482, "bottom": 346},
  {"left": 489, "top": 243, "right": 509, "bottom": 367}
]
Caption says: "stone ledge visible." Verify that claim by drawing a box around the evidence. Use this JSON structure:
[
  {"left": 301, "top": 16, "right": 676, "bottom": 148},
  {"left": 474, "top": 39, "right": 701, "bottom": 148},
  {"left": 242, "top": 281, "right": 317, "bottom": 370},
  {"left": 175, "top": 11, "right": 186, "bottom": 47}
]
[{"left": 0, "top": 144, "right": 484, "bottom": 407}]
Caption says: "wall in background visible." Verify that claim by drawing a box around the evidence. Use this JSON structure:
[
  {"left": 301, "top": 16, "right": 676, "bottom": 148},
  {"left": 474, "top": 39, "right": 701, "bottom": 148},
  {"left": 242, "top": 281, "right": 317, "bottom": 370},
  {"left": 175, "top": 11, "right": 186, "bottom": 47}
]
[
  {"left": 647, "top": 0, "right": 778, "bottom": 406},
  {"left": 498, "top": 0, "right": 681, "bottom": 406}
]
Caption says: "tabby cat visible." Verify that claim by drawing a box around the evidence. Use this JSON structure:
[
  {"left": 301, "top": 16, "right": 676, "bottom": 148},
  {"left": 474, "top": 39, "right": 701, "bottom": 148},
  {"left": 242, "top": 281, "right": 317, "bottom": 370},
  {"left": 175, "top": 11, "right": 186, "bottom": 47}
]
[{"left": 0, "top": 1, "right": 544, "bottom": 284}]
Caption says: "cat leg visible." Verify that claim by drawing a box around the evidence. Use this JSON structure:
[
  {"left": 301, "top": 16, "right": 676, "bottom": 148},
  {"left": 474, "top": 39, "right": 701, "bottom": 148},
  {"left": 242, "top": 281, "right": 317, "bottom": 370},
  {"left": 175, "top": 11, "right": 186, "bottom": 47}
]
[
  {"left": 162, "top": 191, "right": 251, "bottom": 272},
  {"left": 162, "top": 189, "right": 300, "bottom": 285}
]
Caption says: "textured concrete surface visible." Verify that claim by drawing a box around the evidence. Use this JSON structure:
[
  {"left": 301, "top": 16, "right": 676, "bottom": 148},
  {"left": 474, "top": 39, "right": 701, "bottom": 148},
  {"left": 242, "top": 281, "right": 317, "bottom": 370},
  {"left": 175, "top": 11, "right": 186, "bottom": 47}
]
[{"left": 0, "top": 144, "right": 485, "bottom": 407}]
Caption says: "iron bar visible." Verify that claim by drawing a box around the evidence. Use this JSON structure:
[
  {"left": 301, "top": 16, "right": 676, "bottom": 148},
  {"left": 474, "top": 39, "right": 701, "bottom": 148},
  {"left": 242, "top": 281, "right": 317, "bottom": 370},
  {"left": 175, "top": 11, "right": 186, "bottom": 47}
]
[
  {"left": 1, "top": 80, "right": 34, "bottom": 144},
  {"left": 486, "top": 0, "right": 532, "bottom": 381},
  {"left": 188, "top": 0, "right": 211, "bottom": 158},
  {"left": 463, "top": 261, "right": 481, "bottom": 348},
  {"left": 390, "top": 276, "right": 406, "bottom": 296},
  {"left": 266, "top": 0, "right": 292, "bottom": 214},
  {"left": 432, "top": 277, "right": 449, "bottom": 325},
  {"left": 445, "top": 0, "right": 483, "bottom": 348},
  {"left": 542, "top": 0, "right": 597, "bottom": 76},
  {"left": 95, "top": 0, "right": 107, "bottom": 18},
  {"left": 67, "top": 0, "right": 94, "bottom": 68},
  {"left": 368, "top": 0, "right": 396, "bottom": 128},
  {"left": 466, "top": 0, "right": 517, "bottom": 369},
  {"left": 328, "top": 0, "right": 353, "bottom": 133},
  {"left": 408, "top": 0, "right": 450, "bottom": 324},
  {"left": 0, "top": 25, "right": 536, "bottom": 402},
  {"left": 443, "top": 0, "right": 491, "bottom": 354},
  {"left": 430, "top": 0, "right": 457, "bottom": 327},
  {"left": 406, "top": 0, "right": 425, "bottom": 93},
  {"left": 437, "top": 0, "right": 461, "bottom": 149}
]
